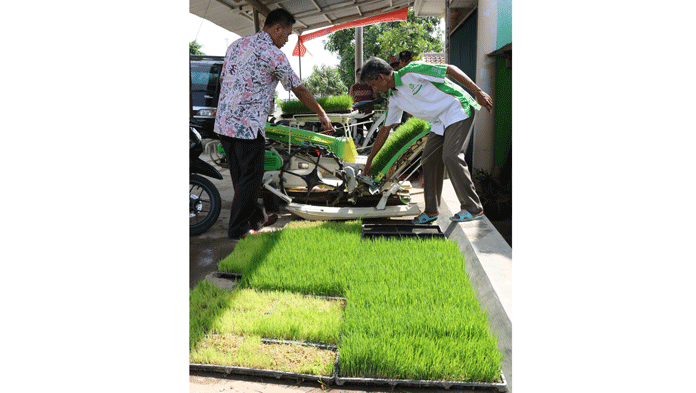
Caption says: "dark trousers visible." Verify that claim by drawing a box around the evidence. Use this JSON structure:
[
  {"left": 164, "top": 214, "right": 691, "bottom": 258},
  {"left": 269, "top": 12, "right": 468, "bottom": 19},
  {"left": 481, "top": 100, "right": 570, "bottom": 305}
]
[
  {"left": 421, "top": 115, "right": 483, "bottom": 215},
  {"left": 218, "top": 134, "right": 266, "bottom": 239}
]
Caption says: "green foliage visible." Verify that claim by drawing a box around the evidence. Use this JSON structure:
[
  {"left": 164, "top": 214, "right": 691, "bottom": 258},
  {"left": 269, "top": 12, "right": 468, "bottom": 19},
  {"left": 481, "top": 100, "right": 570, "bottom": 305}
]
[
  {"left": 280, "top": 94, "right": 354, "bottom": 115},
  {"left": 369, "top": 117, "right": 430, "bottom": 177},
  {"left": 324, "top": 9, "right": 443, "bottom": 89},
  {"left": 303, "top": 64, "right": 348, "bottom": 98},
  {"left": 190, "top": 40, "right": 204, "bottom": 55},
  {"left": 376, "top": 21, "right": 443, "bottom": 64}
]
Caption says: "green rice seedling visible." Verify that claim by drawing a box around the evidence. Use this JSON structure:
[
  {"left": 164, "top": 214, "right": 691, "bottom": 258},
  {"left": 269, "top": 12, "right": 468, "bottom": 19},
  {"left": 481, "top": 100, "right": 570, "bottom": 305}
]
[
  {"left": 190, "top": 334, "right": 336, "bottom": 376},
  {"left": 190, "top": 281, "right": 235, "bottom": 351},
  {"left": 210, "top": 288, "right": 344, "bottom": 344},
  {"left": 217, "top": 229, "right": 284, "bottom": 274},
  {"left": 210, "top": 221, "right": 503, "bottom": 383},
  {"left": 339, "top": 237, "right": 503, "bottom": 382},
  {"left": 280, "top": 95, "right": 353, "bottom": 114},
  {"left": 368, "top": 117, "right": 430, "bottom": 177},
  {"left": 218, "top": 221, "right": 362, "bottom": 297},
  {"left": 190, "top": 283, "right": 344, "bottom": 349}
]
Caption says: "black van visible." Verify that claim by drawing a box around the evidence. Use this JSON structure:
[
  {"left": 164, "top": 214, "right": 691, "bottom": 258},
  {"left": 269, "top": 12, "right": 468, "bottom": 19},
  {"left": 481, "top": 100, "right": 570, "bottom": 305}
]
[{"left": 190, "top": 55, "right": 224, "bottom": 139}]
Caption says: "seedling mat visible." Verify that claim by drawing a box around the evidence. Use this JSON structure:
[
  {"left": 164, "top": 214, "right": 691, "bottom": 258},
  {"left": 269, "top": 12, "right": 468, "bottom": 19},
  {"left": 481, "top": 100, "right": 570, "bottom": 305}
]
[
  {"left": 192, "top": 275, "right": 507, "bottom": 392},
  {"left": 194, "top": 221, "right": 507, "bottom": 391}
]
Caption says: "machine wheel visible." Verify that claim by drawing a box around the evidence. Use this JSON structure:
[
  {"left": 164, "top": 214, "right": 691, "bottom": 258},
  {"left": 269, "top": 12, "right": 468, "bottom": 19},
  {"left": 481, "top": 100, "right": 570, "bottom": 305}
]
[
  {"left": 190, "top": 174, "right": 222, "bottom": 236},
  {"left": 279, "top": 146, "right": 346, "bottom": 206}
]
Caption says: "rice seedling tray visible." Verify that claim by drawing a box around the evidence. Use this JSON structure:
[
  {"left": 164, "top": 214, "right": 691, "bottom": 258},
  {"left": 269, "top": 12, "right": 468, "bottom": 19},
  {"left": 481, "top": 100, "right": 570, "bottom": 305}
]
[
  {"left": 190, "top": 361, "right": 507, "bottom": 392},
  {"left": 334, "top": 374, "right": 508, "bottom": 392},
  {"left": 212, "top": 272, "right": 243, "bottom": 280},
  {"left": 191, "top": 340, "right": 339, "bottom": 385},
  {"left": 360, "top": 223, "right": 445, "bottom": 240},
  {"left": 189, "top": 363, "right": 336, "bottom": 385},
  {"left": 280, "top": 95, "right": 354, "bottom": 115},
  {"left": 332, "top": 353, "right": 507, "bottom": 392},
  {"left": 280, "top": 110, "right": 352, "bottom": 117}
]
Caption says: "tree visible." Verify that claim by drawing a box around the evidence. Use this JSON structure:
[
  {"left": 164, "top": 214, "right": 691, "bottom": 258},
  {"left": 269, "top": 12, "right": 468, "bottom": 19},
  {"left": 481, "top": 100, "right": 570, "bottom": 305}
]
[
  {"left": 302, "top": 64, "right": 348, "bottom": 98},
  {"left": 324, "top": 9, "right": 442, "bottom": 89},
  {"left": 190, "top": 40, "right": 204, "bottom": 55}
]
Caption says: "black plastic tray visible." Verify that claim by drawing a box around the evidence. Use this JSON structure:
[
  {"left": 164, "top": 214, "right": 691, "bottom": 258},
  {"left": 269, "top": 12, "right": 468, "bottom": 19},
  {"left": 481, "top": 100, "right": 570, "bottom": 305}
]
[{"left": 361, "top": 224, "right": 445, "bottom": 240}]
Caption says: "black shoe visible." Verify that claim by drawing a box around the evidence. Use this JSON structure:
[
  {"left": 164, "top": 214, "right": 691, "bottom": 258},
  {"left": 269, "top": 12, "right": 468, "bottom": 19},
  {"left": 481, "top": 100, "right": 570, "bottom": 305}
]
[{"left": 263, "top": 214, "right": 278, "bottom": 227}]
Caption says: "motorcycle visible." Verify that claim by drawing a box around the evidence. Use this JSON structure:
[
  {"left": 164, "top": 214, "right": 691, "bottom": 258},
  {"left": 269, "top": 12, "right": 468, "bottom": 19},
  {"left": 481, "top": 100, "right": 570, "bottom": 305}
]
[{"left": 190, "top": 125, "right": 223, "bottom": 235}]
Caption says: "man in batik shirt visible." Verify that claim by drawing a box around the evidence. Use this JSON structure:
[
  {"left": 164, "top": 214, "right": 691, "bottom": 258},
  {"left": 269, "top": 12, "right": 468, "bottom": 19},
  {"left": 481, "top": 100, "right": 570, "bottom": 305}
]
[{"left": 214, "top": 8, "right": 332, "bottom": 240}]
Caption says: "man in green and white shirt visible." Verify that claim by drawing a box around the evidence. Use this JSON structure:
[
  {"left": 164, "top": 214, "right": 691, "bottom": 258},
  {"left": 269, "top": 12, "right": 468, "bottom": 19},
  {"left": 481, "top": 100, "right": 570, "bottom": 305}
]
[{"left": 360, "top": 57, "right": 493, "bottom": 224}]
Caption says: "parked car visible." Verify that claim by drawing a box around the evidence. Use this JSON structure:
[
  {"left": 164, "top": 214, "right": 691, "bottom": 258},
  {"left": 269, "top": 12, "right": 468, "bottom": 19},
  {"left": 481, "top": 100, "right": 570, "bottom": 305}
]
[{"left": 190, "top": 55, "right": 224, "bottom": 139}]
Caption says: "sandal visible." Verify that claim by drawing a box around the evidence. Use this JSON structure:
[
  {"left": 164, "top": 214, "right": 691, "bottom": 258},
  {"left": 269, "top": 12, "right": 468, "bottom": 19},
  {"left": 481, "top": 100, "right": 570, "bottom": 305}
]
[
  {"left": 412, "top": 212, "right": 439, "bottom": 224},
  {"left": 450, "top": 210, "right": 484, "bottom": 222}
]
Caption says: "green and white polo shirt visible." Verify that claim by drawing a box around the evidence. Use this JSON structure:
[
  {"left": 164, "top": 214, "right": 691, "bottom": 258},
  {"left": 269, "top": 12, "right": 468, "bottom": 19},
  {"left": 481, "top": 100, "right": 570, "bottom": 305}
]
[{"left": 385, "top": 61, "right": 481, "bottom": 135}]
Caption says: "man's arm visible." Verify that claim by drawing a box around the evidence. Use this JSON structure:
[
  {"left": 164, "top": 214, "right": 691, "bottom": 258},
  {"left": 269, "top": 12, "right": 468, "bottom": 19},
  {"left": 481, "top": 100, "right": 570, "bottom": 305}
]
[
  {"left": 363, "top": 124, "right": 395, "bottom": 175},
  {"left": 445, "top": 64, "right": 493, "bottom": 113},
  {"left": 292, "top": 84, "right": 333, "bottom": 131}
]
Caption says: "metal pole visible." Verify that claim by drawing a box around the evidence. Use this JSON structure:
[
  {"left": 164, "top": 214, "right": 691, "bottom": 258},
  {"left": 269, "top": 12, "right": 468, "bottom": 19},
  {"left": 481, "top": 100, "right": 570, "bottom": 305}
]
[
  {"left": 445, "top": 0, "right": 450, "bottom": 65},
  {"left": 355, "top": 26, "right": 363, "bottom": 81},
  {"left": 254, "top": 10, "right": 260, "bottom": 32},
  {"left": 298, "top": 33, "right": 302, "bottom": 82}
]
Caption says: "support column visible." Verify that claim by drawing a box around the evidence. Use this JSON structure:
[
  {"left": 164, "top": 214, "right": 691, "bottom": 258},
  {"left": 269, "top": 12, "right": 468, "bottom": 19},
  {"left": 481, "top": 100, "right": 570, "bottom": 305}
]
[
  {"left": 445, "top": 0, "right": 450, "bottom": 64},
  {"left": 298, "top": 33, "right": 302, "bottom": 81},
  {"left": 474, "top": 0, "right": 498, "bottom": 173},
  {"left": 253, "top": 10, "right": 260, "bottom": 32},
  {"left": 355, "top": 26, "right": 363, "bottom": 80}
]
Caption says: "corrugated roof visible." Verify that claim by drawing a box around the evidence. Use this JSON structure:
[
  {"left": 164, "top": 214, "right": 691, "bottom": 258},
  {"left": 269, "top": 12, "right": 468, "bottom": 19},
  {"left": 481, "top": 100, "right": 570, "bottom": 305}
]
[
  {"left": 190, "top": 0, "right": 454, "bottom": 37},
  {"left": 191, "top": 0, "right": 406, "bottom": 37}
]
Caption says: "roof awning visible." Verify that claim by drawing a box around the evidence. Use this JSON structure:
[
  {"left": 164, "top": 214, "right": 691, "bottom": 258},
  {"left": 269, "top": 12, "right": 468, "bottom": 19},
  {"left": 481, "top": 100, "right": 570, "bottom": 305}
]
[
  {"left": 292, "top": 7, "right": 408, "bottom": 57},
  {"left": 487, "top": 42, "right": 512, "bottom": 68},
  {"left": 190, "top": 0, "right": 424, "bottom": 38}
]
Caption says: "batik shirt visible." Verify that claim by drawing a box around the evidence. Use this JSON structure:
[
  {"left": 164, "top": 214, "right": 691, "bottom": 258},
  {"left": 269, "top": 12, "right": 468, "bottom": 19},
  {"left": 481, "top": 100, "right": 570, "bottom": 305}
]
[
  {"left": 384, "top": 61, "right": 481, "bottom": 136},
  {"left": 214, "top": 30, "right": 301, "bottom": 140}
]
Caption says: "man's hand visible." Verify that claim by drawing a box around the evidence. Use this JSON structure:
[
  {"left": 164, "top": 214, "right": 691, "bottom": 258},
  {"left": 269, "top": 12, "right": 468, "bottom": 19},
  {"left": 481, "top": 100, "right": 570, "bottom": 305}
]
[
  {"left": 362, "top": 124, "right": 393, "bottom": 177},
  {"left": 319, "top": 113, "right": 333, "bottom": 132},
  {"left": 476, "top": 90, "right": 493, "bottom": 113},
  {"left": 446, "top": 65, "right": 494, "bottom": 113},
  {"left": 292, "top": 84, "right": 333, "bottom": 131}
]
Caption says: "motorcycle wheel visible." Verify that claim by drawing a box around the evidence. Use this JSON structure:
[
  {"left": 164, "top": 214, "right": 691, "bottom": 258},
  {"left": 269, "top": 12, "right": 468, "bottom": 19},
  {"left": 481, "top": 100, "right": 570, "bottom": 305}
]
[{"left": 190, "top": 174, "right": 222, "bottom": 236}]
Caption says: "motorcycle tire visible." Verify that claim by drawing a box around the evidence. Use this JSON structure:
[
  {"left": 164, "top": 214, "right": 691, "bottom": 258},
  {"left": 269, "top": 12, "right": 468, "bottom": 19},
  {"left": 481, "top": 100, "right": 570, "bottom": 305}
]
[{"left": 190, "top": 174, "right": 222, "bottom": 236}]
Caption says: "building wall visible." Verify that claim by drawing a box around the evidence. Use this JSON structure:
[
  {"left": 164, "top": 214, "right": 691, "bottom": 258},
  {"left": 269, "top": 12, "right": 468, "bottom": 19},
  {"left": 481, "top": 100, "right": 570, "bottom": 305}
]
[
  {"left": 493, "top": 57, "right": 511, "bottom": 170},
  {"left": 494, "top": 0, "right": 512, "bottom": 179},
  {"left": 497, "top": 0, "right": 512, "bottom": 48},
  {"left": 449, "top": 11, "right": 478, "bottom": 169},
  {"left": 448, "top": 0, "right": 512, "bottom": 175},
  {"left": 473, "top": 0, "right": 498, "bottom": 173}
]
